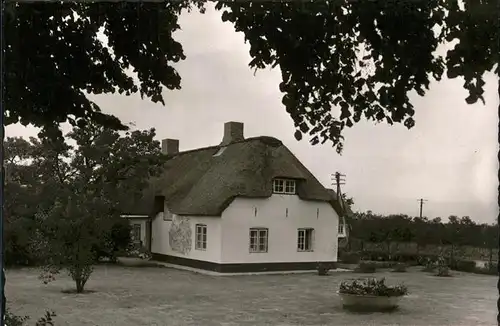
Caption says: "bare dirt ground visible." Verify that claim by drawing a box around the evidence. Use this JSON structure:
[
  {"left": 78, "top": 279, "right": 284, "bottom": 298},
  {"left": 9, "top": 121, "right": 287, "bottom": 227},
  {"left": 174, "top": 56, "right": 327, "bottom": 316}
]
[{"left": 6, "top": 265, "right": 496, "bottom": 326}]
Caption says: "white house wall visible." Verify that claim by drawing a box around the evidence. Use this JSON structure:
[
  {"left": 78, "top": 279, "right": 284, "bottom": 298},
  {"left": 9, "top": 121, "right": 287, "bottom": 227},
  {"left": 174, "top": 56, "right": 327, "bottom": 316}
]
[
  {"left": 151, "top": 209, "right": 222, "bottom": 263},
  {"left": 151, "top": 212, "right": 168, "bottom": 254},
  {"left": 220, "top": 195, "right": 339, "bottom": 264}
]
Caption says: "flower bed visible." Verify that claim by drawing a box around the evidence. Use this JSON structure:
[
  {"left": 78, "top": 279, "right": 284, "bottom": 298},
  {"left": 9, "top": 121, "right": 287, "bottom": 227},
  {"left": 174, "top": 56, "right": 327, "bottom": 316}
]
[
  {"left": 116, "top": 244, "right": 152, "bottom": 266},
  {"left": 339, "top": 278, "right": 408, "bottom": 311}
]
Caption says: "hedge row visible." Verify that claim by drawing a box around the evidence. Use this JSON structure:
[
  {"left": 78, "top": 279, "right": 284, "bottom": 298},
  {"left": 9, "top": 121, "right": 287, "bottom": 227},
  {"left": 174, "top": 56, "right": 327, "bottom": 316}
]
[
  {"left": 340, "top": 250, "right": 498, "bottom": 276},
  {"left": 339, "top": 251, "right": 437, "bottom": 265}
]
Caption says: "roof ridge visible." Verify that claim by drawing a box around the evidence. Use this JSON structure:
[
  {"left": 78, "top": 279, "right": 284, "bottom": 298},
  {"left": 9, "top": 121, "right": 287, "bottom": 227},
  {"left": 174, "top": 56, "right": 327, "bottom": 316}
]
[{"left": 167, "top": 136, "right": 283, "bottom": 158}]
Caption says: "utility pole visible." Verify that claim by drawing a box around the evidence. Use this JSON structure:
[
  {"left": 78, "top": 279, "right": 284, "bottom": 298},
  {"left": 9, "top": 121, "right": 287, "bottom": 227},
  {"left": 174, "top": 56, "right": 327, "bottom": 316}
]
[
  {"left": 331, "top": 172, "right": 346, "bottom": 207},
  {"left": 417, "top": 198, "right": 428, "bottom": 218},
  {"left": 331, "top": 172, "right": 348, "bottom": 242}
]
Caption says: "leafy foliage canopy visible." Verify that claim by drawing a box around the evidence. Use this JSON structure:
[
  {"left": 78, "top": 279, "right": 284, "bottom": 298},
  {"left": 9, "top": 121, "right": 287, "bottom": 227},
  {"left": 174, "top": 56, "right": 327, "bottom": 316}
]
[{"left": 5, "top": 1, "right": 497, "bottom": 151}]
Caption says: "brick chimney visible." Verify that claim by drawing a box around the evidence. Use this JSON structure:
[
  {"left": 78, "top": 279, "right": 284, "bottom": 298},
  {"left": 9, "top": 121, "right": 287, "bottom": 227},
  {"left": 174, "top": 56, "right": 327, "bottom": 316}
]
[
  {"left": 221, "top": 121, "right": 244, "bottom": 146},
  {"left": 161, "top": 138, "right": 179, "bottom": 155}
]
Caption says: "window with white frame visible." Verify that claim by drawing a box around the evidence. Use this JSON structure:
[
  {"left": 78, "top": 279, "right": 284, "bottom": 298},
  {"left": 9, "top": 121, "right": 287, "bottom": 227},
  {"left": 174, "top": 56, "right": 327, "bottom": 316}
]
[
  {"left": 273, "top": 178, "right": 296, "bottom": 194},
  {"left": 195, "top": 224, "right": 207, "bottom": 250},
  {"left": 297, "top": 228, "right": 314, "bottom": 251},
  {"left": 132, "top": 224, "right": 141, "bottom": 243},
  {"left": 249, "top": 228, "right": 268, "bottom": 253}
]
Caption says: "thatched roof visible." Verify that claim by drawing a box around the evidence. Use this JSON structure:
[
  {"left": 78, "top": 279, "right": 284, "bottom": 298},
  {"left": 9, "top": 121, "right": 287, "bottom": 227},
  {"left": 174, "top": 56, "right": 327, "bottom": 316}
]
[
  {"left": 127, "top": 136, "right": 342, "bottom": 217},
  {"left": 326, "top": 188, "right": 353, "bottom": 217}
]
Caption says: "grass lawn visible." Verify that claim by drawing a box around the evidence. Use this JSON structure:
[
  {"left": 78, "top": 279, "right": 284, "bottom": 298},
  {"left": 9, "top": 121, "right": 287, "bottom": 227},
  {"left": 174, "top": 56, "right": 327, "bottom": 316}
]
[{"left": 6, "top": 265, "right": 496, "bottom": 326}]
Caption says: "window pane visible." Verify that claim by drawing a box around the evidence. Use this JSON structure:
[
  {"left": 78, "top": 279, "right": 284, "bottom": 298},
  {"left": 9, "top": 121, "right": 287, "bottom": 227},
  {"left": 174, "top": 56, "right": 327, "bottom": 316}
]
[
  {"left": 273, "top": 179, "right": 284, "bottom": 193},
  {"left": 250, "top": 229, "right": 267, "bottom": 252},
  {"left": 250, "top": 230, "right": 257, "bottom": 249},
  {"left": 307, "top": 230, "right": 313, "bottom": 250},
  {"left": 284, "top": 180, "right": 295, "bottom": 193}
]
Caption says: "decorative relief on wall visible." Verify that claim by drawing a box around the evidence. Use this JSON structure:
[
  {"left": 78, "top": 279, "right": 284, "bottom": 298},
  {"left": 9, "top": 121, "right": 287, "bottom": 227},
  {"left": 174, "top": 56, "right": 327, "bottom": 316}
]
[{"left": 168, "top": 216, "right": 192, "bottom": 255}]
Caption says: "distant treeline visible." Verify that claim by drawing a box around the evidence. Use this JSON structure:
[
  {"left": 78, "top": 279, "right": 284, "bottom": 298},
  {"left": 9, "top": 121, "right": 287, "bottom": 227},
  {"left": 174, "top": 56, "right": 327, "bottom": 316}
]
[{"left": 345, "top": 212, "right": 498, "bottom": 261}]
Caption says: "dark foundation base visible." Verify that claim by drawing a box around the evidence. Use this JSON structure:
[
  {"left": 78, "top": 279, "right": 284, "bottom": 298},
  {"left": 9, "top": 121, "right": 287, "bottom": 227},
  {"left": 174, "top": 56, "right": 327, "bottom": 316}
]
[{"left": 151, "top": 253, "right": 337, "bottom": 273}]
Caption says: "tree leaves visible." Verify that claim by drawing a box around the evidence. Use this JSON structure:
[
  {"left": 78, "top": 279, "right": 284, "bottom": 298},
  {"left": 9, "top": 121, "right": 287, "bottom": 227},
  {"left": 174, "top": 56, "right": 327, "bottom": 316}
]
[
  {"left": 216, "top": 0, "right": 496, "bottom": 152},
  {"left": 350, "top": 212, "right": 497, "bottom": 249},
  {"left": 5, "top": 1, "right": 497, "bottom": 153},
  {"left": 7, "top": 124, "right": 167, "bottom": 288},
  {"left": 5, "top": 2, "right": 197, "bottom": 133}
]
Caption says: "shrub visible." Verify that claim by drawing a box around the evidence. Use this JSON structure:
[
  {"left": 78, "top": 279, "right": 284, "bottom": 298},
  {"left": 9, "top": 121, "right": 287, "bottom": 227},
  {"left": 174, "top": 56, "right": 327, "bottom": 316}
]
[
  {"left": 451, "top": 260, "right": 476, "bottom": 273},
  {"left": 316, "top": 262, "right": 330, "bottom": 276},
  {"left": 339, "top": 278, "right": 408, "bottom": 297},
  {"left": 355, "top": 261, "right": 377, "bottom": 273},
  {"left": 435, "top": 255, "right": 452, "bottom": 277},
  {"left": 4, "top": 218, "right": 39, "bottom": 267},
  {"left": 357, "top": 251, "right": 423, "bottom": 265},
  {"left": 5, "top": 309, "right": 29, "bottom": 326},
  {"left": 436, "top": 265, "right": 451, "bottom": 277},
  {"left": 473, "top": 262, "right": 497, "bottom": 275},
  {"left": 5, "top": 309, "right": 56, "bottom": 326},
  {"left": 392, "top": 263, "right": 407, "bottom": 273},
  {"left": 339, "top": 251, "right": 360, "bottom": 264},
  {"left": 418, "top": 255, "right": 438, "bottom": 267},
  {"left": 94, "top": 219, "right": 132, "bottom": 262}
]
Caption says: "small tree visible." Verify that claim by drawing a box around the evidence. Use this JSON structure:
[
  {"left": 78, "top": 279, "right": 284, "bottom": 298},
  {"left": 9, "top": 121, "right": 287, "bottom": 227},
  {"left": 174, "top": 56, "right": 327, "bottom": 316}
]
[
  {"left": 30, "top": 124, "right": 165, "bottom": 293},
  {"left": 34, "top": 196, "right": 116, "bottom": 293}
]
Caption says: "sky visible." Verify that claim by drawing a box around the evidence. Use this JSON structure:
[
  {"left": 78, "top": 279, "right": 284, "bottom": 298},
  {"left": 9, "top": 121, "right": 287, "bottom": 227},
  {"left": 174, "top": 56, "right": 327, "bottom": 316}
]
[{"left": 6, "top": 6, "right": 499, "bottom": 223}]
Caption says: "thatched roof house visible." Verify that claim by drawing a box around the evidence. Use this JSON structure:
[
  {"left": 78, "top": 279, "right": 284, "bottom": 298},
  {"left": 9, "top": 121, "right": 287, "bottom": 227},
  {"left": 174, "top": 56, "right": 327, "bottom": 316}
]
[{"left": 126, "top": 126, "right": 343, "bottom": 217}]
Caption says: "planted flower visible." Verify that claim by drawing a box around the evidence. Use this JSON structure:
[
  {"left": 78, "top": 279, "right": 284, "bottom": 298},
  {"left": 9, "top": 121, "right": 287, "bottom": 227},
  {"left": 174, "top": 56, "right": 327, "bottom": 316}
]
[
  {"left": 119, "top": 243, "right": 152, "bottom": 260},
  {"left": 338, "top": 278, "right": 408, "bottom": 311},
  {"left": 340, "top": 278, "right": 408, "bottom": 297}
]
